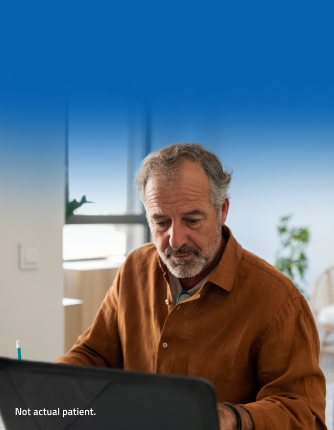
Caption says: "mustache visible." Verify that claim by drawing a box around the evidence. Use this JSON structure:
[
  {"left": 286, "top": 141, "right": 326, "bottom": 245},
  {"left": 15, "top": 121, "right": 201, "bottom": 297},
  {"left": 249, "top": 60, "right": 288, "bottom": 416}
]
[{"left": 164, "top": 244, "right": 200, "bottom": 257}]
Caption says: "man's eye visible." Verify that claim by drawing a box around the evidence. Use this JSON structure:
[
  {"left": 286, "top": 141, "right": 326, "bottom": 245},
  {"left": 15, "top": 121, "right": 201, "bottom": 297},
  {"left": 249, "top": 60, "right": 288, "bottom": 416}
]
[
  {"left": 188, "top": 219, "right": 199, "bottom": 224},
  {"left": 156, "top": 222, "right": 166, "bottom": 226}
]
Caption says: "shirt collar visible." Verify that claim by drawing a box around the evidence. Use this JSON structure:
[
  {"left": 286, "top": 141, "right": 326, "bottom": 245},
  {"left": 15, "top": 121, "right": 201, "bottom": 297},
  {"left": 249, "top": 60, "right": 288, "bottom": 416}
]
[{"left": 209, "top": 225, "right": 243, "bottom": 292}]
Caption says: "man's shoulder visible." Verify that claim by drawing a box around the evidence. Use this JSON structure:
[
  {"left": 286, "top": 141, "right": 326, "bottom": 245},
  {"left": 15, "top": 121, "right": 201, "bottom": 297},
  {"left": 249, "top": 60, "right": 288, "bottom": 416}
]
[
  {"left": 239, "top": 248, "right": 302, "bottom": 300},
  {"left": 121, "top": 243, "right": 159, "bottom": 268},
  {"left": 116, "top": 243, "right": 165, "bottom": 292},
  {"left": 241, "top": 248, "right": 287, "bottom": 281},
  {"left": 128, "top": 242, "right": 157, "bottom": 258}
]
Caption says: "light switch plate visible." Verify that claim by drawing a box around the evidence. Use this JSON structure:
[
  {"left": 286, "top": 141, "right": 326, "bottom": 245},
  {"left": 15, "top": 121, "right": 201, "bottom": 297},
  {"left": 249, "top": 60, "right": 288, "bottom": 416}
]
[{"left": 19, "top": 242, "right": 40, "bottom": 270}]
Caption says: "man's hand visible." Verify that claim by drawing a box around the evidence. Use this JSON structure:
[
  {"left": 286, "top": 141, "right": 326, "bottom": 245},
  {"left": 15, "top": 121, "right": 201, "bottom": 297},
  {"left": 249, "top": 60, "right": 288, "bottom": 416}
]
[{"left": 216, "top": 403, "right": 254, "bottom": 430}]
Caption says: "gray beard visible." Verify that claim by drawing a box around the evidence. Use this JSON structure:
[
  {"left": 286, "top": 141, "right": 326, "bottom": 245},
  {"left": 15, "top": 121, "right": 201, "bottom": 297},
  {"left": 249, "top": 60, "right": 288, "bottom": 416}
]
[{"left": 158, "top": 225, "right": 222, "bottom": 279}]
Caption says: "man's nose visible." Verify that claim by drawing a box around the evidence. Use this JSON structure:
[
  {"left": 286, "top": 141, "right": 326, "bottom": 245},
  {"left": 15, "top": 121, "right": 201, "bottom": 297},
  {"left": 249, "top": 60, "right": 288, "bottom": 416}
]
[{"left": 169, "top": 222, "right": 188, "bottom": 250}]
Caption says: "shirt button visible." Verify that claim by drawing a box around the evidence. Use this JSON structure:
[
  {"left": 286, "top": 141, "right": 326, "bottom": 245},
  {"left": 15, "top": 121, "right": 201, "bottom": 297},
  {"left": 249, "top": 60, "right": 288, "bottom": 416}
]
[
  {"left": 162, "top": 342, "right": 168, "bottom": 348},
  {"left": 165, "top": 299, "right": 169, "bottom": 305}
]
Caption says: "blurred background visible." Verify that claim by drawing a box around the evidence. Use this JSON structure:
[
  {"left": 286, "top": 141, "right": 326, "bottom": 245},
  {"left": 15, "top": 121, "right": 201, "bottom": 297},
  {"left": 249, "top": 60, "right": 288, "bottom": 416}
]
[
  {"left": 0, "top": 73, "right": 333, "bottom": 363},
  {"left": 65, "top": 74, "right": 334, "bottom": 286},
  {"left": 1, "top": 3, "right": 334, "bottom": 426}
]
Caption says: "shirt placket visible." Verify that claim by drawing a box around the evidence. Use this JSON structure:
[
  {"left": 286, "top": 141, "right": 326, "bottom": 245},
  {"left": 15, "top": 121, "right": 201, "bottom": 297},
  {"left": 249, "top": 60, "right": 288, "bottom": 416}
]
[{"left": 156, "top": 278, "right": 204, "bottom": 374}]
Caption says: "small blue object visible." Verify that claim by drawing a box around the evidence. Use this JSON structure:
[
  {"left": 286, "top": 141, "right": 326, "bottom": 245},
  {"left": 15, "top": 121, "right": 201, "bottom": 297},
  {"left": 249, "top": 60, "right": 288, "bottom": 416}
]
[
  {"left": 176, "top": 288, "right": 194, "bottom": 305},
  {"left": 16, "top": 340, "right": 21, "bottom": 360}
]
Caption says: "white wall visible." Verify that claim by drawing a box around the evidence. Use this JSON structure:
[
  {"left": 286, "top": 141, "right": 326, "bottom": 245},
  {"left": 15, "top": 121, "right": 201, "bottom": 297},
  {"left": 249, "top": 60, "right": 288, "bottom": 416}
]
[{"left": 0, "top": 78, "right": 65, "bottom": 362}]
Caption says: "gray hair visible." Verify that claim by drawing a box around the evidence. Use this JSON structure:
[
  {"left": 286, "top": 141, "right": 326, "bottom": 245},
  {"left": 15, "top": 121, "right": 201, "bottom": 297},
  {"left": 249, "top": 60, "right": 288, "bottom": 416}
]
[{"left": 136, "top": 143, "right": 232, "bottom": 213}]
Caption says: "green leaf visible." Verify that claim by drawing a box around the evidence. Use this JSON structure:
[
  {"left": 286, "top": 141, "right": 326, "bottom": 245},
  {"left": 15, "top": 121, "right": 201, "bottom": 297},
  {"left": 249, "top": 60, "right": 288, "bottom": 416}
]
[
  {"left": 275, "top": 214, "right": 310, "bottom": 296},
  {"left": 280, "top": 215, "right": 292, "bottom": 222},
  {"left": 278, "top": 226, "right": 287, "bottom": 234},
  {"left": 66, "top": 195, "right": 94, "bottom": 219}
]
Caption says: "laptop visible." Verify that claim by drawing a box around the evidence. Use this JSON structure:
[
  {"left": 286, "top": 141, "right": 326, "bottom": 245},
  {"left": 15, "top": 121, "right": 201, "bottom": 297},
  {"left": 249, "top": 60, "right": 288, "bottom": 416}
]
[{"left": 0, "top": 357, "right": 220, "bottom": 430}]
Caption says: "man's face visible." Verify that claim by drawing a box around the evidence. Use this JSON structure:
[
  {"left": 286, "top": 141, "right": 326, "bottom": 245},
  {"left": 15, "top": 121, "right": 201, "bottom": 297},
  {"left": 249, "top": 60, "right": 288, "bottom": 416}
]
[{"left": 145, "top": 160, "right": 229, "bottom": 278}]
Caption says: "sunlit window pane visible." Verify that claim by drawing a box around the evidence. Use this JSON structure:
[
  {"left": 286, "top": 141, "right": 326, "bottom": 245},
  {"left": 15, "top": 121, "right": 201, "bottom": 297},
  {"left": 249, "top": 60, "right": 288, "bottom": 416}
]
[
  {"left": 68, "top": 87, "right": 146, "bottom": 215},
  {"left": 63, "top": 224, "right": 148, "bottom": 260}
]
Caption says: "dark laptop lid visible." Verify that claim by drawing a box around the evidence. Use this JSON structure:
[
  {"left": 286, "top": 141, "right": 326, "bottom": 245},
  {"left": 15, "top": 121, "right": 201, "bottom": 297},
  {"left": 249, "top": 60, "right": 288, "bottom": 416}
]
[{"left": 0, "top": 357, "right": 220, "bottom": 430}]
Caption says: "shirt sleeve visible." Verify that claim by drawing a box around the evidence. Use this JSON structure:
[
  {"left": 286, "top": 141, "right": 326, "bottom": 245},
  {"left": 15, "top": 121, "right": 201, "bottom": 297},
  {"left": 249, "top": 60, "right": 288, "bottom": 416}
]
[
  {"left": 241, "top": 296, "right": 327, "bottom": 430},
  {"left": 54, "top": 271, "right": 123, "bottom": 368}
]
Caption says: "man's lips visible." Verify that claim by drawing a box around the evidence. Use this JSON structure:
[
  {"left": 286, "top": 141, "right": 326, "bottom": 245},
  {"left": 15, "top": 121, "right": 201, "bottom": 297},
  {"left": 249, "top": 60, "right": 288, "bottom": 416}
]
[{"left": 170, "top": 254, "right": 192, "bottom": 259}]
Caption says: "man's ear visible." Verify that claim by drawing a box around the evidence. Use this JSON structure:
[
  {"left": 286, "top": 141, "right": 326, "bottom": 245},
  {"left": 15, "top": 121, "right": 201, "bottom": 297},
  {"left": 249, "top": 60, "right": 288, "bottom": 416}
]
[{"left": 220, "top": 197, "right": 230, "bottom": 225}]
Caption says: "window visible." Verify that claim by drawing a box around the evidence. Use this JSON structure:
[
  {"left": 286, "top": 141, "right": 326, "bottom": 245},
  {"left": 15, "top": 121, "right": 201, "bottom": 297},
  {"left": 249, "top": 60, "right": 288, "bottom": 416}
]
[{"left": 63, "top": 84, "right": 151, "bottom": 261}]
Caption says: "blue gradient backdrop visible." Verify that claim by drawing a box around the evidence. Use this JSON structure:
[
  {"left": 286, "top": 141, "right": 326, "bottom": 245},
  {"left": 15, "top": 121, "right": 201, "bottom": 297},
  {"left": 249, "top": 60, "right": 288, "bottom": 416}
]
[{"left": 1, "top": 1, "right": 333, "bottom": 294}]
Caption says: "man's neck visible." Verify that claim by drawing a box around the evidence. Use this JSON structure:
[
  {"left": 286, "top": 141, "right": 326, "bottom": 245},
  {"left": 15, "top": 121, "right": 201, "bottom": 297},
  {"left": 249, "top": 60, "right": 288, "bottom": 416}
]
[{"left": 180, "top": 236, "right": 226, "bottom": 290}]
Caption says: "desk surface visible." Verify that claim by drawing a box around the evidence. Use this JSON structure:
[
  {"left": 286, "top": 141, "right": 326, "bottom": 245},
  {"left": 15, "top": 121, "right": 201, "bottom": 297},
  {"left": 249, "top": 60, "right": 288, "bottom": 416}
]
[{"left": 63, "top": 257, "right": 124, "bottom": 271}]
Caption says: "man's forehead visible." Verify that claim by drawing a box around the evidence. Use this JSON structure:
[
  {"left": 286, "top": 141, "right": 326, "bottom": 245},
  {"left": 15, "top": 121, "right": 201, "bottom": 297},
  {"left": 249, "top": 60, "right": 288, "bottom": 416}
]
[
  {"left": 144, "top": 160, "right": 214, "bottom": 219},
  {"left": 145, "top": 185, "right": 211, "bottom": 211},
  {"left": 146, "top": 161, "right": 211, "bottom": 198},
  {"left": 146, "top": 189, "right": 214, "bottom": 223}
]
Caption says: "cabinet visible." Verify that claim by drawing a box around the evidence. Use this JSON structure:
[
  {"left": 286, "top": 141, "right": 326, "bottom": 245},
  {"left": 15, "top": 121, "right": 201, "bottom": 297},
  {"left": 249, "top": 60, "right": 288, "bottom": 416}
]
[{"left": 63, "top": 260, "right": 121, "bottom": 353}]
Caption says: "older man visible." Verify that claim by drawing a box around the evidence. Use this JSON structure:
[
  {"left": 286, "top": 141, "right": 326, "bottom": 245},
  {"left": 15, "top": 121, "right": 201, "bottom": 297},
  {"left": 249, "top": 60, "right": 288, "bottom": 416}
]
[{"left": 56, "top": 143, "right": 326, "bottom": 429}]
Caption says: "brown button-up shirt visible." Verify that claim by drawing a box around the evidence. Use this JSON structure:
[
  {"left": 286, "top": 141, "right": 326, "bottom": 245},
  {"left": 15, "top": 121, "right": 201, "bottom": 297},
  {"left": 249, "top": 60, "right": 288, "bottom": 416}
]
[{"left": 56, "top": 226, "right": 326, "bottom": 429}]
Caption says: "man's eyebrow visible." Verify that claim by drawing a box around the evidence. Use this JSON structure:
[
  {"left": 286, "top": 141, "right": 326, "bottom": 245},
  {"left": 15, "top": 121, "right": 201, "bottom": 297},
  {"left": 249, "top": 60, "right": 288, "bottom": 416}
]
[
  {"left": 151, "top": 210, "right": 207, "bottom": 220},
  {"left": 182, "top": 210, "right": 207, "bottom": 217},
  {"left": 151, "top": 214, "right": 169, "bottom": 220}
]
